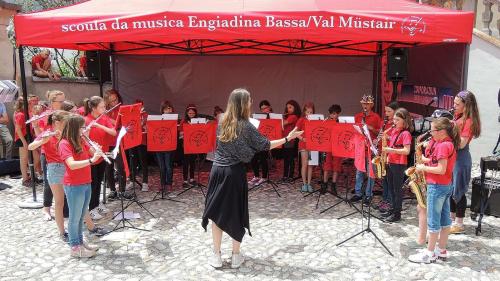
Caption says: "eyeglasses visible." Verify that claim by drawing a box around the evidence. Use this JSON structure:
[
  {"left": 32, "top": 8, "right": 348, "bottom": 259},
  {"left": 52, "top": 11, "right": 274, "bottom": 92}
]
[
  {"left": 430, "top": 129, "right": 443, "bottom": 132},
  {"left": 52, "top": 100, "right": 65, "bottom": 103},
  {"left": 260, "top": 106, "right": 270, "bottom": 111},
  {"left": 109, "top": 99, "right": 118, "bottom": 103}
]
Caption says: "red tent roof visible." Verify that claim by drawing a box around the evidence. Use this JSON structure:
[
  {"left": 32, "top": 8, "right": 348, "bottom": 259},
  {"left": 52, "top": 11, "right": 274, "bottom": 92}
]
[{"left": 14, "top": 0, "right": 474, "bottom": 55}]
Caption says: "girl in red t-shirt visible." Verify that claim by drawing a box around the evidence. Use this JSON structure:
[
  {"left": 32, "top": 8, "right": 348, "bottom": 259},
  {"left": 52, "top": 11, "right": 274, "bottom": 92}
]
[
  {"left": 296, "top": 102, "right": 315, "bottom": 193},
  {"left": 28, "top": 110, "right": 70, "bottom": 240},
  {"left": 59, "top": 114, "right": 102, "bottom": 258},
  {"left": 377, "top": 101, "right": 399, "bottom": 212},
  {"left": 156, "top": 101, "right": 177, "bottom": 192},
  {"left": 180, "top": 104, "right": 200, "bottom": 186},
  {"left": 281, "top": 100, "right": 301, "bottom": 182},
  {"left": 84, "top": 96, "right": 117, "bottom": 220},
  {"left": 381, "top": 108, "right": 413, "bottom": 223},
  {"left": 13, "top": 97, "right": 30, "bottom": 186},
  {"left": 322, "top": 104, "right": 343, "bottom": 195},
  {"left": 449, "top": 90, "right": 481, "bottom": 235},
  {"left": 408, "top": 117, "right": 460, "bottom": 264}
]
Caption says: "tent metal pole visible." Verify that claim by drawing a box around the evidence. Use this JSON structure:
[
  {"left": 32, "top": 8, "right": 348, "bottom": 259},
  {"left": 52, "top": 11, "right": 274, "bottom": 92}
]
[
  {"left": 461, "top": 43, "right": 470, "bottom": 90},
  {"left": 373, "top": 42, "right": 383, "bottom": 115},
  {"left": 17, "top": 45, "right": 42, "bottom": 209}
]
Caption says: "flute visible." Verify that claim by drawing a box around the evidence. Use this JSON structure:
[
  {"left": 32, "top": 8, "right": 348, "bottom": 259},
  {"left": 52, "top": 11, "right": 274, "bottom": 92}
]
[
  {"left": 84, "top": 103, "right": 121, "bottom": 132},
  {"left": 38, "top": 130, "right": 58, "bottom": 139},
  {"left": 81, "top": 134, "right": 111, "bottom": 164},
  {"left": 25, "top": 110, "right": 54, "bottom": 124}
]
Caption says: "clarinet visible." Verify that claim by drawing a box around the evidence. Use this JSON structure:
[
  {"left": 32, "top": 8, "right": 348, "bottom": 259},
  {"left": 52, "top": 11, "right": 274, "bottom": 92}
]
[
  {"left": 373, "top": 116, "right": 388, "bottom": 148},
  {"left": 81, "top": 134, "right": 111, "bottom": 164}
]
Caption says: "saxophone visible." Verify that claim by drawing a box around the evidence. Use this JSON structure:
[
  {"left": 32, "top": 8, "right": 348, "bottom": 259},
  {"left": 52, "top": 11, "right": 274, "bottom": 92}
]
[
  {"left": 404, "top": 134, "right": 431, "bottom": 209},
  {"left": 371, "top": 119, "right": 390, "bottom": 179}
]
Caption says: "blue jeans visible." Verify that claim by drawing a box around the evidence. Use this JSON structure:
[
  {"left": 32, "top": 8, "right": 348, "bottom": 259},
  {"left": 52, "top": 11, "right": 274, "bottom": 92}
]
[
  {"left": 354, "top": 164, "right": 374, "bottom": 197},
  {"left": 156, "top": 152, "right": 174, "bottom": 185},
  {"left": 64, "top": 184, "right": 91, "bottom": 247},
  {"left": 46, "top": 163, "right": 65, "bottom": 185},
  {"left": 427, "top": 184, "right": 453, "bottom": 233}
]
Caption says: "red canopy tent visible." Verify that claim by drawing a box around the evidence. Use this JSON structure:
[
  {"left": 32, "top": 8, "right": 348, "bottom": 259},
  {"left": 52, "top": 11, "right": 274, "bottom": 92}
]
[{"left": 14, "top": 0, "right": 474, "bottom": 56}]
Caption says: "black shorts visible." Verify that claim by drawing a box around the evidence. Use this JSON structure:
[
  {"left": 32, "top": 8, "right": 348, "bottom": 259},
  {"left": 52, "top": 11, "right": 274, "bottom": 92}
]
[{"left": 15, "top": 136, "right": 26, "bottom": 148}]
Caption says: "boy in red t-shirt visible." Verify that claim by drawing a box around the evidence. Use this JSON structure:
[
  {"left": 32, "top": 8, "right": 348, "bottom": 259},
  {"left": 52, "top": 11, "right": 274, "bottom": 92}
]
[
  {"left": 350, "top": 95, "right": 381, "bottom": 205},
  {"left": 321, "top": 104, "right": 343, "bottom": 195},
  {"left": 31, "top": 49, "right": 61, "bottom": 80}
]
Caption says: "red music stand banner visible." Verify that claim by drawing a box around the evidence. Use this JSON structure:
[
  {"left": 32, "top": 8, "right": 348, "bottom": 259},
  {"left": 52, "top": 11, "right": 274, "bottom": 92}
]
[
  {"left": 119, "top": 103, "right": 142, "bottom": 150},
  {"left": 146, "top": 120, "right": 178, "bottom": 152},
  {"left": 258, "top": 119, "right": 283, "bottom": 141},
  {"left": 330, "top": 123, "right": 358, "bottom": 159},
  {"left": 305, "top": 120, "right": 334, "bottom": 152},
  {"left": 183, "top": 122, "right": 216, "bottom": 154}
]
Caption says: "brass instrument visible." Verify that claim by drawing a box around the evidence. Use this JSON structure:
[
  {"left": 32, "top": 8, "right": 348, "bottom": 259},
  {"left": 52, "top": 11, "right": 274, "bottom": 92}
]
[
  {"left": 81, "top": 134, "right": 111, "bottom": 164},
  {"left": 404, "top": 134, "right": 431, "bottom": 209},
  {"left": 372, "top": 125, "right": 393, "bottom": 178}
]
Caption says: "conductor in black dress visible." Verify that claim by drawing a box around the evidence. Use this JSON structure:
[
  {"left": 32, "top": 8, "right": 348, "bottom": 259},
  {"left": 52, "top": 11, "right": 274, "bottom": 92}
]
[{"left": 202, "top": 88, "right": 303, "bottom": 269}]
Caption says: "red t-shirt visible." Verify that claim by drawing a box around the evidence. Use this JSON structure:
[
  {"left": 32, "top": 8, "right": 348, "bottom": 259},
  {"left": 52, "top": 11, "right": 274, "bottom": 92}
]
[
  {"left": 31, "top": 54, "right": 44, "bottom": 70},
  {"left": 14, "top": 111, "right": 27, "bottom": 141},
  {"left": 41, "top": 135, "right": 62, "bottom": 163},
  {"left": 387, "top": 129, "right": 412, "bottom": 165},
  {"left": 296, "top": 117, "right": 307, "bottom": 150},
  {"left": 85, "top": 114, "right": 114, "bottom": 164},
  {"left": 77, "top": 106, "right": 85, "bottom": 116},
  {"left": 354, "top": 111, "right": 381, "bottom": 140},
  {"left": 283, "top": 114, "right": 299, "bottom": 136},
  {"left": 59, "top": 139, "right": 92, "bottom": 186},
  {"left": 79, "top": 56, "right": 87, "bottom": 70},
  {"left": 454, "top": 116, "right": 473, "bottom": 144},
  {"left": 424, "top": 137, "right": 457, "bottom": 185}
]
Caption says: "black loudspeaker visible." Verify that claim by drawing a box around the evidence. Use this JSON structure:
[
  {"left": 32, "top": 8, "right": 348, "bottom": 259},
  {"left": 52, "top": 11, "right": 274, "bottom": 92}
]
[
  {"left": 0, "top": 158, "right": 20, "bottom": 176},
  {"left": 387, "top": 48, "right": 408, "bottom": 81},
  {"left": 471, "top": 177, "right": 500, "bottom": 217},
  {"left": 86, "top": 51, "right": 111, "bottom": 82}
]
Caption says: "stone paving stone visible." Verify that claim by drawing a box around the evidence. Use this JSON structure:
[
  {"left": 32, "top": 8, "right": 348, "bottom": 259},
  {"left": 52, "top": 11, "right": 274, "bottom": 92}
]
[{"left": 0, "top": 165, "right": 499, "bottom": 280}]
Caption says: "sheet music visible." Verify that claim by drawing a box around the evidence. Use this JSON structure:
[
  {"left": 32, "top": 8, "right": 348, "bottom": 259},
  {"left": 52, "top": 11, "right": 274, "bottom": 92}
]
[
  {"left": 363, "top": 124, "right": 378, "bottom": 155},
  {"left": 338, "top": 116, "right": 355, "bottom": 123},
  {"left": 147, "top": 115, "right": 163, "bottom": 121},
  {"left": 307, "top": 114, "right": 324, "bottom": 121},
  {"left": 190, "top": 118, "right": 207, "bottom": 124},
  {"left": 252, "top": 113, "right": 267, "bottom": 120},
  {"left": 111, "top": 127, "right": 127, "bottom": 159},
  {"left": 269, "top": 113, "right": 283, "bottom": 120},
  {"left": 161, "top": 114, "right": 179, "bottom": 120},
  {"left": 249, "top": 118, "right": 260, "bottom": 128}
]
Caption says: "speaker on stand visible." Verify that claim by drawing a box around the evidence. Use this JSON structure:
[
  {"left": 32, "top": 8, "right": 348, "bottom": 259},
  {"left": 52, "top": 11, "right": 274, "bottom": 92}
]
[{"left": 387, "top": 48, "right": 408, "bottom": 101}]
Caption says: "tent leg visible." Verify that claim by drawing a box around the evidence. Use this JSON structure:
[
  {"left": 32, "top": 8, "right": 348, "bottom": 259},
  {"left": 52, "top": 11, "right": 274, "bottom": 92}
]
[
  {"left": 373, "top": 42, "right": 383, "bottom": 114},
  {"left": 17, "top": 45, "right": 42, "bottom": 209},
  {"left": 461, "top": 43, "right": 470, "bottom": 90}
]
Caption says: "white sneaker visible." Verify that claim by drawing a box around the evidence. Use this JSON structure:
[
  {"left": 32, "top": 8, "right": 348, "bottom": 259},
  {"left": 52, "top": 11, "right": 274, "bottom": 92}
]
[
  {"left": 255, "top": 178, "right": 266, "bottom": 186},
  {"left": 141, "top": 183, "right": 149, "bottom": 192},
  {"left": 248, "top": 177, "right": 259, "bottom": 185},
  {"left": 83, "top": 241, "right": 99, "bottom": 251},
  {"left": 126, "top": 182, "right": 134, "bottom": 190},
  {"left": 434, "top": 246, "right": 448, "bottom": 261},
  {"left": 89, "top": 209, "right": 103, "bottom": 220},
  {"left": 209, "top": 251, "right": 222, "bottom": 268},
  {"left": 96, "top": 204, "right": 109, "bottom": 215},
  {"left": 231, "top": 252, "right": 245, "bottom": 268},
  {"left": 70, "top": 246, "right": 95, "bottom": 258},
  {"left": 408, "top": 249, "right": 437, "bottom": 264}
]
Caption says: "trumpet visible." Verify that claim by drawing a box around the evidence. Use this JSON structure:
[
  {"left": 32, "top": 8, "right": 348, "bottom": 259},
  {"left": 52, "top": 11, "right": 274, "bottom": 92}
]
[
  {"left": 81, "top": 134, "right": 111, "bottom": 164},
  {"left": 25, "top": 110, "right": 54, "bottom": 124},
  {"left": 84, "top": 103, "right": 121, "bottom": 132}
]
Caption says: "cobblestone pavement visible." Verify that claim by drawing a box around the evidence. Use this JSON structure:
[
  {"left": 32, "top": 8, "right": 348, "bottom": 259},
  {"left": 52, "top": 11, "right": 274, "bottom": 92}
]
[{"left": 1, "top": 167, "right": 499, "bottom": 281}]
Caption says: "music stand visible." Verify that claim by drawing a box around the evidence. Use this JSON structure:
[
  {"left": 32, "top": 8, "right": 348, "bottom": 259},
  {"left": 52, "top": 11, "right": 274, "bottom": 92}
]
[
  {"left": 176, "top": 153, "right": 207, "bottom": 197},
  {"left": 249, "top": 152, "right": 281, "bottom": 197},
  {"left": 335, "top": 125, "right": 393, "bottom": 256},
  {"left": 320, "top": 160, "right": 355, "bottom": 214}
]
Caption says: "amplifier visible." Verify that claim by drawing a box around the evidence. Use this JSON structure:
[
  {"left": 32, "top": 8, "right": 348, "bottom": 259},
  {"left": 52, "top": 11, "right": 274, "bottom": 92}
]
[
  {"left": 0, "top": 158, "right": 20, "bottom": 176},
  {"left": 471, "top": 177, "right": 500, "bottom": 217}
]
